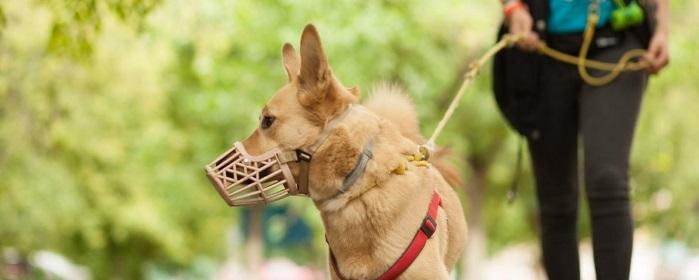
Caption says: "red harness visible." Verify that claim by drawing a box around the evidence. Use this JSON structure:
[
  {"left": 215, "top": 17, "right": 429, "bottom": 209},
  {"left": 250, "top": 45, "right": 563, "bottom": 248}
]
[{"left": 329, "top": 191, "right": 442, "bottom": 280}]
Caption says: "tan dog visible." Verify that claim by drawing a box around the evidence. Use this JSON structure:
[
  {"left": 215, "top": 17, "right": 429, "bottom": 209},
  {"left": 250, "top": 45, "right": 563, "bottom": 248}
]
[{"left": 240, "top": 24, "right": 466, "bottom": 279}]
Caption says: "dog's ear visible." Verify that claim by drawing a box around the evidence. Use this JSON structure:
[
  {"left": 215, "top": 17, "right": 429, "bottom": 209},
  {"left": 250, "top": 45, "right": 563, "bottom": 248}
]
[
  {"left": 282, "top": 43, "right": 299, "bottom": 82},
  {"left": 298, "top": 24, "right": 332, "bottom": 101},
  {"left": 296, "top": 24, "right": 356, "bottom": 123}
]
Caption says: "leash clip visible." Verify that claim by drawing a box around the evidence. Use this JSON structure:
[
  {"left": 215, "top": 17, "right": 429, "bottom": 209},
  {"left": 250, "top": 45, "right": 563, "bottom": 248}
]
[{"left": 589, "top": 0, "right": 600, "bottom": 16}]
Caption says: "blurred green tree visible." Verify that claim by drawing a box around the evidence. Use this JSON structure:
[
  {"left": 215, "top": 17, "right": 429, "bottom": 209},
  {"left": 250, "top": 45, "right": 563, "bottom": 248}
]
[{"left": 0, "top": 0, "right": 697, "bottom": 279}]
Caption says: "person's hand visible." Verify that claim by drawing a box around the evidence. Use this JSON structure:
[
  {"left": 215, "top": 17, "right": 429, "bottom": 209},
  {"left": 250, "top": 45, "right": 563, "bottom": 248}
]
[
  {"left": 643, "top": 29, "right": 670, "bottom": 74},
  {"left": 507, "top": 9, "right": 539, "bottom": 51}
]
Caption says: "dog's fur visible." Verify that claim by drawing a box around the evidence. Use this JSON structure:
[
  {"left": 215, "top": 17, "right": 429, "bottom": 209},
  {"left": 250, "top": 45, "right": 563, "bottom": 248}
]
[{"left": 241, "top": 24, "right": 467, "bottom": 279}]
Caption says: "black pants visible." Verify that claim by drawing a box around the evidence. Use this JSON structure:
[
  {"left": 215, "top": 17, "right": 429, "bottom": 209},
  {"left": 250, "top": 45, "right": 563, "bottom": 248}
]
[{"left": 529, "top": 33, "right": 647, "bottom": 280}]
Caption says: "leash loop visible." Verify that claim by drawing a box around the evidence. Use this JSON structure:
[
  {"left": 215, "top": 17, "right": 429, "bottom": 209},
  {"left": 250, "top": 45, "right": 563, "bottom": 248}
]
[{"left": 426, "top": 24, "right": 648, "bottom": 146}]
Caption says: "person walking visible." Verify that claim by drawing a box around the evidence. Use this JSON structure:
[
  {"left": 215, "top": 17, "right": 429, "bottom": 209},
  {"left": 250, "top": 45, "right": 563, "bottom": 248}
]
[{"left": 494, "top": 0, "right": 669, "bottom": 279}]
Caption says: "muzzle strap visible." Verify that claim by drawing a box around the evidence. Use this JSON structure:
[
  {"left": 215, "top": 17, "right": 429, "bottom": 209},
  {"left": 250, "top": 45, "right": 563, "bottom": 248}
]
[
  {"left": 296, "top": 150, "right": 313, "bottom": 195},
  {"left": 277, "top": 150, "right": 299, "bottom": 164},
  {"left": 294, "top": 106, "right": 355, "bottom": 196}
]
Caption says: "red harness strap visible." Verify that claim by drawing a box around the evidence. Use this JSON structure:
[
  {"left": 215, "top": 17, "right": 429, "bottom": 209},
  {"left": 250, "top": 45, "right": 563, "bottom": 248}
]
[{"left": 329, "top": 191, "right": 442, "bottom": 280}]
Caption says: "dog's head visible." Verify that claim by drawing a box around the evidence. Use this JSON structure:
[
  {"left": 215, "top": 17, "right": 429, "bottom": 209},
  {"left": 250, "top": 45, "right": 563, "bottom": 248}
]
[
  {"left": 205, "top": 24, "right": 363, "bottom": 206},
  {"left": 241, "top": 24, "right": 359, "bottom": 157}
]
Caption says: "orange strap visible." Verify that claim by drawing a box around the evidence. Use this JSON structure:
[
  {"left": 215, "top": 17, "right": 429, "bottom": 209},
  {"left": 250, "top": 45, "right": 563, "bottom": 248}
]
[{"left": 504, "top": 1, "right": 528, "bottom": 22}]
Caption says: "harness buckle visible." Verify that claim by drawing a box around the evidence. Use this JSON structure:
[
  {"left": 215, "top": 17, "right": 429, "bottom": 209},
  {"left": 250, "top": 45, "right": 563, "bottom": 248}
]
[
  {"left": 296, "top": 150, "right": 312, "bottom": 162},
  {"left": 420, "top": 215, "right": 437, "bottom": 238}
]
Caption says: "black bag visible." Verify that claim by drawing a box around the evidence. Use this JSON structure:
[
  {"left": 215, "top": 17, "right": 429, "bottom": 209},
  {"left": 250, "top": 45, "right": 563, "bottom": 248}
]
[
  {"left": 492, "top": 0, "right": 547, "bottom": 138},
  {"left": 492, "top": 0, "right": 655, "bottom": 138},
  {"left": 492, "top": 27, "right": 543, "bottom": 138}
]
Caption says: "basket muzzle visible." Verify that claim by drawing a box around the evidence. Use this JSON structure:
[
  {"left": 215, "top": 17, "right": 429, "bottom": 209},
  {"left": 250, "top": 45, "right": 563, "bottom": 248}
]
[
  {"left": 204, "top": 105, "right": 358, "bottom": 207},
  {"left": 204, "top": 142, "right": 304, "bottom": 206}
]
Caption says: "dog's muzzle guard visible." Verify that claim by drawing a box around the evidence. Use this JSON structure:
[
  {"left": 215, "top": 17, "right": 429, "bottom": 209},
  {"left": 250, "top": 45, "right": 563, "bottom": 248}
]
[
  {"left": 204, "top": 142, "right": 310, "bottom": 206},
  {"left": 204, "top": 105, "right": 368, "bottom": 207}
]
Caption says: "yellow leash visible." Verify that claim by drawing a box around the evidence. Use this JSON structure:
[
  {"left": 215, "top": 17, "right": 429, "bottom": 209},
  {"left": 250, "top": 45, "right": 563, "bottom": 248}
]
[
  {"left": 391, "top": 4, "right": 650, "bottom": 176},
  {"left": 425, "top": 34, "right": 521, "bottom": 149},
  {"left": 573, "top": 13, "right": 648, "bottom": 86},
  {"left": 392, "top": 1, "right": 651, "bottom": 194},
  {"left": 400, "top": 35, "right": 522, "bottom": 175},
  {"left": 424, "top": 17, "right": 648, "bottom": 147}
]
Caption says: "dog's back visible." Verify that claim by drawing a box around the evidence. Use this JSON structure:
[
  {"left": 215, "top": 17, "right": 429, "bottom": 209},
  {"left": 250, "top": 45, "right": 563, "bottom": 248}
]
[{"left": 363, "top": 84, "right": 462, "bottom": 187}]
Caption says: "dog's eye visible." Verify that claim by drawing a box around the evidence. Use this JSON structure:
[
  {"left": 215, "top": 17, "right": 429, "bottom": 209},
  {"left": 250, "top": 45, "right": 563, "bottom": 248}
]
[{"left": 261, "top": 115, "right": 276, "bottom": 129}]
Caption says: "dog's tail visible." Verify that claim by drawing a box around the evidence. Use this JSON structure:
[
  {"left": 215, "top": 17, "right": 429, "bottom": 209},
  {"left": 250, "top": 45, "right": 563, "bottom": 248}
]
[
  {"left": 363, "top": 83, "right": 463, "bottom": 187},
  {"left": 363, "top": 83, "right": 424, "bottom": 143}
]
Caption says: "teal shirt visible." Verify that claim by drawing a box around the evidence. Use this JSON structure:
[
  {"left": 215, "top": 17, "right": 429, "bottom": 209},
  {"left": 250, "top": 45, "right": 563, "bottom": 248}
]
[{"left": 548, "top": 0, "right": 615, "bottom": 34}]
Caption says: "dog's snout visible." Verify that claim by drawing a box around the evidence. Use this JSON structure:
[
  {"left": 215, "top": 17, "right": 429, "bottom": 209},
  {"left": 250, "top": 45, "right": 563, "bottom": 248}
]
[{"left": 259, "top": 168, "right": 271, "bottom": 179}]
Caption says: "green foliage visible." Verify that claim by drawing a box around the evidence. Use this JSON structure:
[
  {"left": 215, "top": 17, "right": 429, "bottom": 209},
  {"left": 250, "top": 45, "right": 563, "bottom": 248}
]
[
  {"left": 1, "top": 0, "right": 697, "bottom": 278},
  {"left": 631, "top": 11, "right": 699, "bottom": 245},
  {"left": 35, "top": 0, "right": 160, "bottom": 57}
]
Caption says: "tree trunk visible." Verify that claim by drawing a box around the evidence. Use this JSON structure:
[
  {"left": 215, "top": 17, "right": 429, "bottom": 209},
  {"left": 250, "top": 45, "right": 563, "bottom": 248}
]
[
  {"left": 461, "top": 166, "right": 487, "bottom": 280},
  {"left": 246, "top": 206, "right": 264, "bottom": 276}
]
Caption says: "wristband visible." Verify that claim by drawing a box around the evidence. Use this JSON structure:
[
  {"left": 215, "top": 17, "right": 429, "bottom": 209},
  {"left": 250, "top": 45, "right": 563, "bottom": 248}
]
[{"left": 504, "top": 1, "right": 528, "bottom": 22}]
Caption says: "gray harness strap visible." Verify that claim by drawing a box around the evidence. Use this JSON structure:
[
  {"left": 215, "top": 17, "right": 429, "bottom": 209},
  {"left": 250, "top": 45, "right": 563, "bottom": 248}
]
[
  {"left": 340, "top": 139, "right": 373, "bottom": 193},
  {"left": 292, "top": 105, "right": 375, "bottom": 200},
  {"left": 294, "top": 106, "right": 354, "bottom": 196}
]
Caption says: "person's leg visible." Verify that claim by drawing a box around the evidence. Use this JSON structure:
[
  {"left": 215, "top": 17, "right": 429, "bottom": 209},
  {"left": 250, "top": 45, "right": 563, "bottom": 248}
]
[
  {"left": 580, "top": 35, "right": 648, "bottom": 280},
  {"left": 529, "top": 56, "right": 582, "bottom": 280}
]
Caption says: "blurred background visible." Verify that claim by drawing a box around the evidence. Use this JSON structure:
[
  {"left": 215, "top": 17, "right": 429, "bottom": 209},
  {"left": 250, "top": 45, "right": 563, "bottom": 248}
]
[{"left": 1, "top": 0, "right": 697, "bottom": 279}]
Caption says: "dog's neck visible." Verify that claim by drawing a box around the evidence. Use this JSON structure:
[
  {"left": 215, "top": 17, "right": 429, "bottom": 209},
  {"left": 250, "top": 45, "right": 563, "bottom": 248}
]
[
  {"left": 310, "top": 105, "right": 402, "bottom": 210},
  {"left": 308, "top": 105, "right": 435, "bottom": 278}
]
